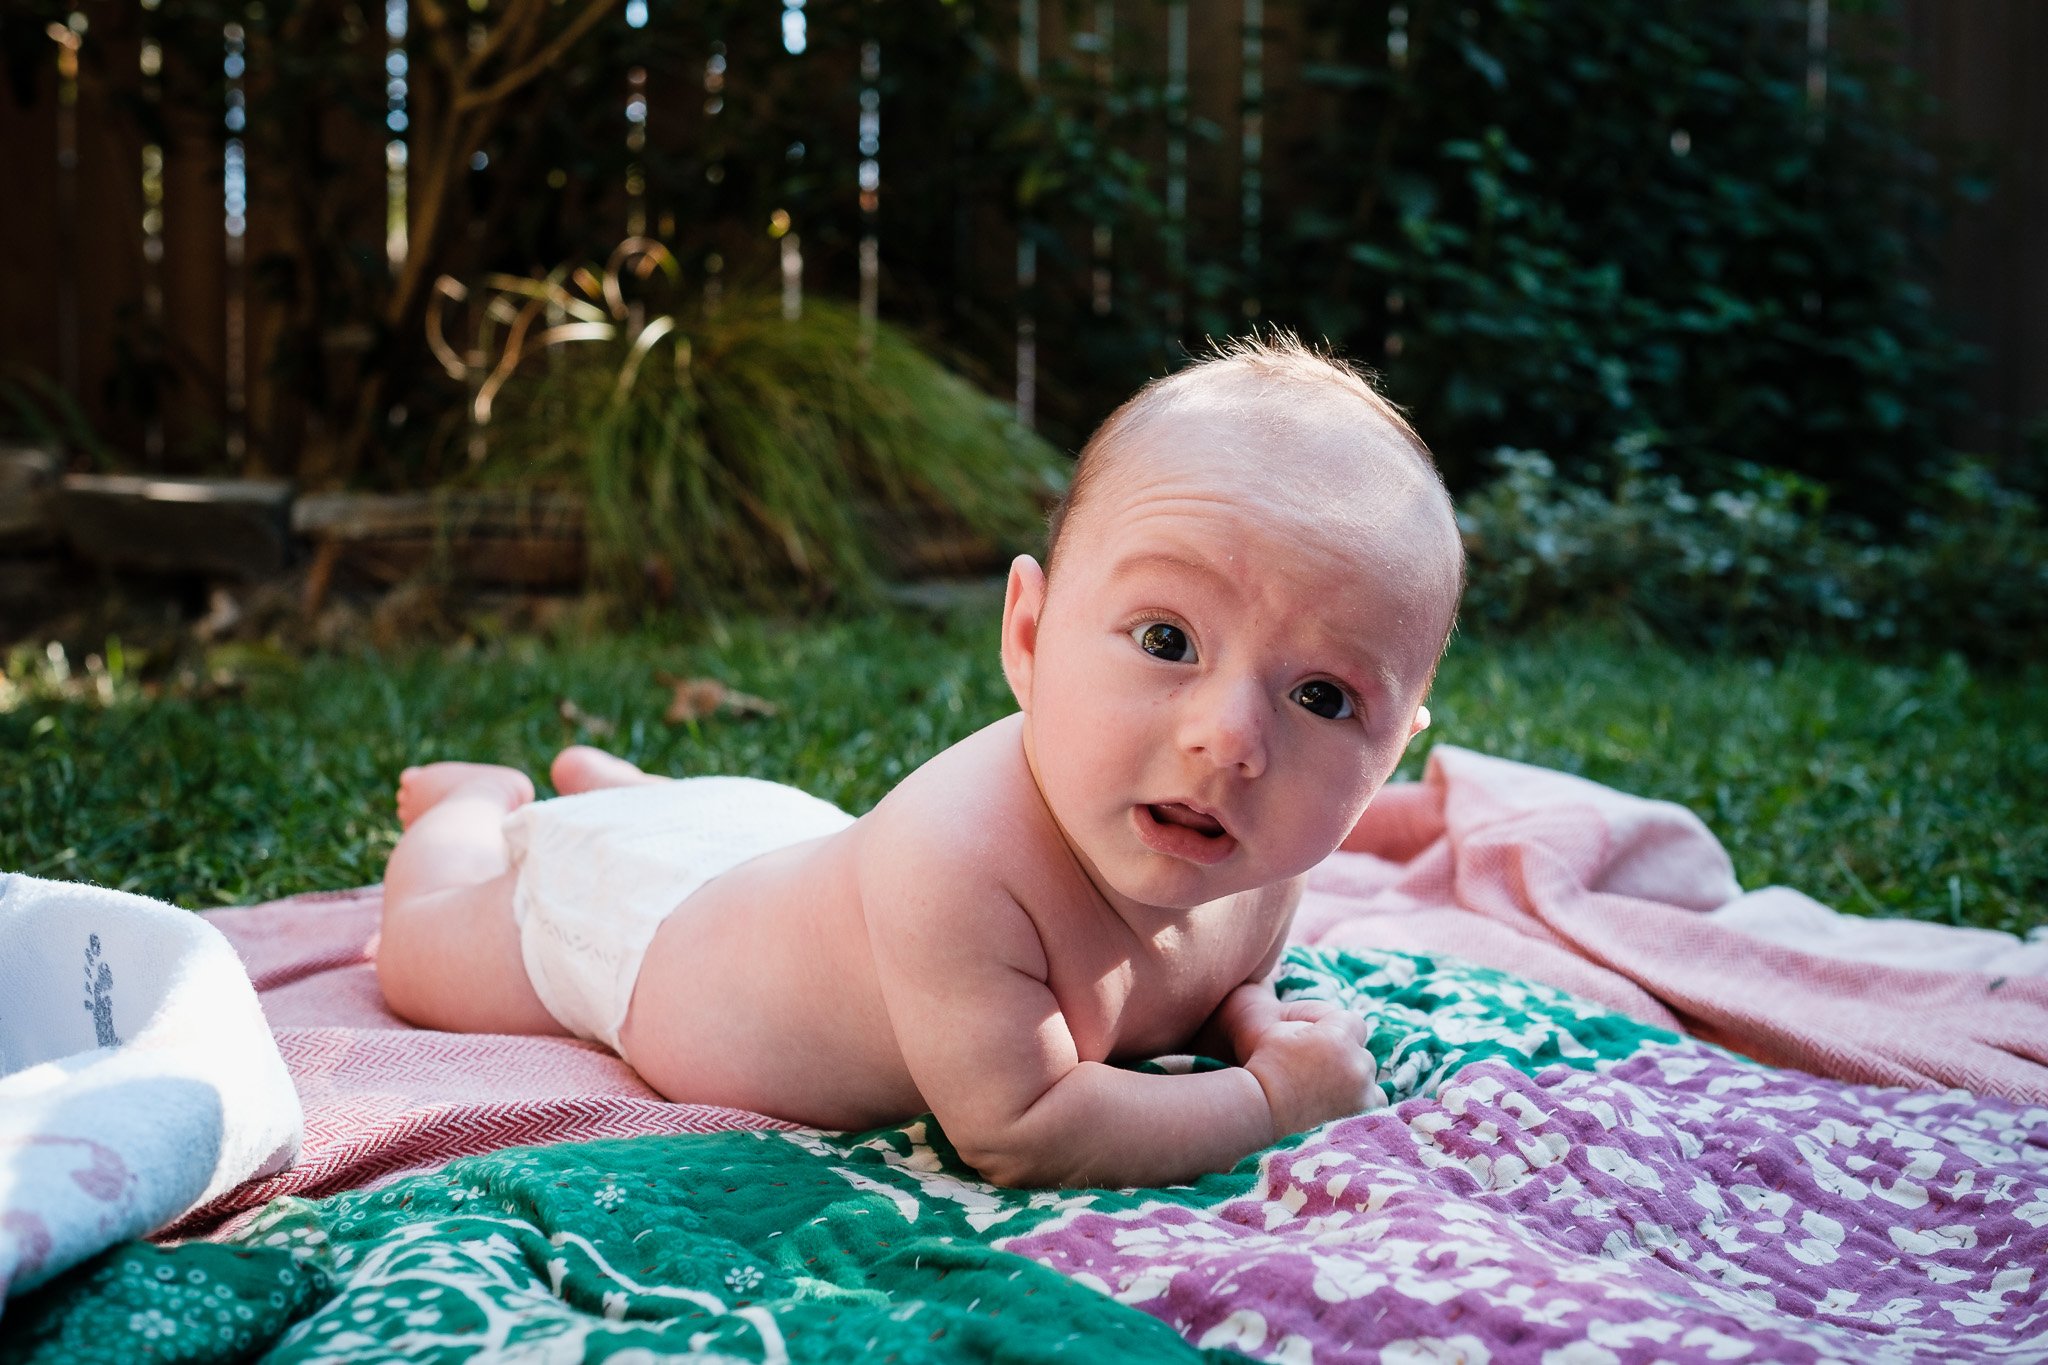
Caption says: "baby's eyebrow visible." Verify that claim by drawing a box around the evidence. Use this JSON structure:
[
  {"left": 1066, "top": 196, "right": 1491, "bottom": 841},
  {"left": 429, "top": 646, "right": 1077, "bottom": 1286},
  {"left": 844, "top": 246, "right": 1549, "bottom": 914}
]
[
  {"left": 1106, "top": 548, "right": 1227, "bottom": 584},
  {"left": 1308, "top": 630, "right": 1401, "bottom": 705},
  {"left": 1354, "top": 659, "right": 1402, "bottom": 707}
]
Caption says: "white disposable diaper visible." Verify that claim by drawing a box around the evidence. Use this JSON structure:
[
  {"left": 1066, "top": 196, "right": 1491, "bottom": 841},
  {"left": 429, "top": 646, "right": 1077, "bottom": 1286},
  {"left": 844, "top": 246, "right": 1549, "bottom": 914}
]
[{"left": 503, "top": 776, "right": 854, "bottom": 1055}]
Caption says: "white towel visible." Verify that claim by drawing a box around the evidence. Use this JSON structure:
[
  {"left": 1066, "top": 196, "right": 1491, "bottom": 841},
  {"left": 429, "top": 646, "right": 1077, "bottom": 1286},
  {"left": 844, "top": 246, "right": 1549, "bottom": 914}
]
[{"left": 0, "top": 872, "right": 303, "bottom": 1303}]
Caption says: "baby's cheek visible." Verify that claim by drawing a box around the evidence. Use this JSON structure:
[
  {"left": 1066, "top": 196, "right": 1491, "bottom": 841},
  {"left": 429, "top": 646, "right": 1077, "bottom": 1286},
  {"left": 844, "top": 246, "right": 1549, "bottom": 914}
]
[
  {"left": 1326, "top": 762, "right": 1388, "bottom": 837},
  {"left": 1274, "top": 801, "right": 1360, "bottom": 874}
]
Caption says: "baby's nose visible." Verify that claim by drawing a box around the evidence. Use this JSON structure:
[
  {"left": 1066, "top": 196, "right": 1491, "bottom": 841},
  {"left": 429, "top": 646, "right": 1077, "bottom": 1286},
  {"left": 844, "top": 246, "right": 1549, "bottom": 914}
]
[{"left": 1179, "top": 674, "right": 1269, "bottom": 776}]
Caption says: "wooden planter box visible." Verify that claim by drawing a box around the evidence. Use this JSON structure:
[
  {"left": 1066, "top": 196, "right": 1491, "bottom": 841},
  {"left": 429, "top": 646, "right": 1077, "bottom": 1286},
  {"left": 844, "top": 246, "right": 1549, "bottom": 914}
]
[
  {"left": 13, "top": 470, "right": 999, "bottom": 624},
  {"left": 58, "top": 474, "right": 294, "bottom": 579},
  {"left": 292, "top": 490, "right": 587, "bottom": 591}
]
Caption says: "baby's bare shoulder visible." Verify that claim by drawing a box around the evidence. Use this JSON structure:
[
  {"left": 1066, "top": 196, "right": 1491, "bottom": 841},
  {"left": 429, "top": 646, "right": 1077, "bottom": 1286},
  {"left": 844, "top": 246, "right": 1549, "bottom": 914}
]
[
  {"left": 862, "top": 717, "right": 1044, "bottom": 868},
  {"left": 855, "top": 716, "right": 1070, "bottom": 957}
]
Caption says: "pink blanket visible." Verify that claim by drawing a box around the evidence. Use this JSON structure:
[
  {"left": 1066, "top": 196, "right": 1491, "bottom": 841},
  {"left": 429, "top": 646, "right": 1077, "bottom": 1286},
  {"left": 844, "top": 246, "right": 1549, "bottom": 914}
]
[
  {"left": 176, "top": 745, "right": 2045, "bottom": 1236},
  {"left": 1303, "top": 745, "right": 2048, "bottom": 1102},
  {"left": 169, "top": 890, "right": 792, "bottom": 1239}
]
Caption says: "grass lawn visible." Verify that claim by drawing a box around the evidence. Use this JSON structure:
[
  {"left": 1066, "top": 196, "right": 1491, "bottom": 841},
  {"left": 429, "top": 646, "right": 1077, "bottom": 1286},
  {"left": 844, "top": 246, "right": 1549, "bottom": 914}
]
[{"left": 1, "top": 602, "right": 2042, "bottom": 938}]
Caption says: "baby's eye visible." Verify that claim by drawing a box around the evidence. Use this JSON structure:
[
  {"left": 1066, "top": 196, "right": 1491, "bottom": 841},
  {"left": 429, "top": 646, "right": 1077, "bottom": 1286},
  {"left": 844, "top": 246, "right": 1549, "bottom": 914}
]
[
  {"left": 1290, "top": 680, "right": 1354, "bottom": 720},
  {"left": 1132, "top": 622, "right": 1196, "bottom": 663}
]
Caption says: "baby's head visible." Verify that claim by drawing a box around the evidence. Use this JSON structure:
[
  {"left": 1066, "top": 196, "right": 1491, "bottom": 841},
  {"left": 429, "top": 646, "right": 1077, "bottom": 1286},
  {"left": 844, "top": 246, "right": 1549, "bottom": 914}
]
[{"left": 1002, "top": 333, "right": 1463, "bottom": 911}]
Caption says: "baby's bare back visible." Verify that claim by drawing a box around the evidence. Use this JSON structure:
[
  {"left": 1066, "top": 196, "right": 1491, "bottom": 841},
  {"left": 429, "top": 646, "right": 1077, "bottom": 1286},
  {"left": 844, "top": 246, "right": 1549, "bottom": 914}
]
[
  {"left": 617, "top": 716, "right": 1296, "bottom": 1130},
  {"left": 616, "top": 820, "right": 921, "bottom": 1126}
]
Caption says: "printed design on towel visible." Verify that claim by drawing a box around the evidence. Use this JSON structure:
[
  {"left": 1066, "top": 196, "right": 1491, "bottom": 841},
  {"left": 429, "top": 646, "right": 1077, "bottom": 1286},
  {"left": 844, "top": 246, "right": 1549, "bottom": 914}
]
[
  {"left": 1004, "top": 1044, "right": 2048, "bottom": 1363},
  {"left": 6, "top": 950, "right": 2042, "bottom": 1363},
  {"left": 32, "top": 1134, "right": 131, "bottom": 1204},
  {"left": 81, "top": 934, "right": 119, "bottom": 1048}
]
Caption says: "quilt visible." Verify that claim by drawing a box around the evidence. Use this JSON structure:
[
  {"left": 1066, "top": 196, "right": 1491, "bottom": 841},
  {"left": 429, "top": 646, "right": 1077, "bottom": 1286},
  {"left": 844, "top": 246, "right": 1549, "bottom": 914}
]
[{"left": 7, "top": 946, "right": 2044, "bottom": 1364}]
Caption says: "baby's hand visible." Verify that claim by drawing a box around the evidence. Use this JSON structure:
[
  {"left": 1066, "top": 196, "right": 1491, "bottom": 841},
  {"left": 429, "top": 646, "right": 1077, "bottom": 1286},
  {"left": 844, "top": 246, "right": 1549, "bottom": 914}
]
[{"left": 1218, "top": 985, "right": 1377, "bottom": 1141}]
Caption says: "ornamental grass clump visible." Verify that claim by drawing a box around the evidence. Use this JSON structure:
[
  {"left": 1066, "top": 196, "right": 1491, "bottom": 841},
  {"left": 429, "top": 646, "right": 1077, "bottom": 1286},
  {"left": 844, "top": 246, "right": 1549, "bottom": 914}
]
[{"left": 482, "top": 288, "right": 1065, "bottom": 609}]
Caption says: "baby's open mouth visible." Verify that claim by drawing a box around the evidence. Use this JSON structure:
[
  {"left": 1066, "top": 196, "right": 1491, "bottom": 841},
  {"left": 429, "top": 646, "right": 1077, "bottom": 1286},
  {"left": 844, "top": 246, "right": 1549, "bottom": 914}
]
[{"left": 1147, "top": 802, "right": 1226, "bottom": 839}]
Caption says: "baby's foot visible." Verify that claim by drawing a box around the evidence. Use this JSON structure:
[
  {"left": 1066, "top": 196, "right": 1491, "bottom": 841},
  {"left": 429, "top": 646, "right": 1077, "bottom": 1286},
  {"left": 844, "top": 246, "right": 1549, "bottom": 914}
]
[
  {"left": 551, "top": 745, "right": 667, "bottom": 795},
  {"left": 396, "top": 762, "right": 536, "bottom": 830}
]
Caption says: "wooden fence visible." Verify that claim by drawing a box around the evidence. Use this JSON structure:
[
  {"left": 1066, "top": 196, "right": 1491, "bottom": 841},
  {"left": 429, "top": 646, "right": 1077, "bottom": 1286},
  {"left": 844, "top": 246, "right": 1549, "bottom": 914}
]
[{"left": 1, "top": 0, "right": 2042, "bottom": 479}]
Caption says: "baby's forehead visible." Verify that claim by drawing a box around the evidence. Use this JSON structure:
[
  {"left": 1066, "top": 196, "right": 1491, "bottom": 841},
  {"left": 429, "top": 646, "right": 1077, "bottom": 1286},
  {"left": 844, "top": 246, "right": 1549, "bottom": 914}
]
[
  {"left": 1069, "top": 390, "right": 1461, "bottom": 640},
  {"left": 1087, "top": 482, "right": 1428, "bottom": 599},
  {"left": 1097, "top": 395, "right": 1430, "bottom": 530},
  {"left": 1135, "top": 368, "right": 1377, "bottom": 442}
]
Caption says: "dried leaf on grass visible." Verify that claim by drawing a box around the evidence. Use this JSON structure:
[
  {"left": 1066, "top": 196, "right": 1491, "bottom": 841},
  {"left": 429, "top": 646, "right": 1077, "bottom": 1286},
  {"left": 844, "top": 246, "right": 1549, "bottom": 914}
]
[
  {"left": 658, "top": 674, "right": 779, "bottom": 724},
  {"left": 556, "top": 697, "right": 617, "bottom": 736},
  {"left": 192, "top": 587, "right": 243, "bottom": 643}
]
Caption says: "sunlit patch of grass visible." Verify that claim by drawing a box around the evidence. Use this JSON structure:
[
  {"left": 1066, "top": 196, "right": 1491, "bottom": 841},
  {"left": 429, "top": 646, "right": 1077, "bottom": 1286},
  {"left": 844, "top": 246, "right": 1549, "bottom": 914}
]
[{"left": 0, "top": 612, "right": 2041, "bottom": 938}]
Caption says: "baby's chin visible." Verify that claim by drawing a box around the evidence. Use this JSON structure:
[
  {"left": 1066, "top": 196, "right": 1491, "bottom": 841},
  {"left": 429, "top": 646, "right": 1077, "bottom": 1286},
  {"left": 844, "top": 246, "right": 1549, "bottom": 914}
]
[{"left": 1096, "top": 843, "right": 1282, "bottom": 916}]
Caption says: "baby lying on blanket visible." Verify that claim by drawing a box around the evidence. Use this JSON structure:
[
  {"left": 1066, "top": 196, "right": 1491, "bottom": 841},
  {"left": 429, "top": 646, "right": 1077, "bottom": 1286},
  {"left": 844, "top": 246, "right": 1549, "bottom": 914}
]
[{"left": 376, "top": 333, "right": 1465, "bottom": 1188}]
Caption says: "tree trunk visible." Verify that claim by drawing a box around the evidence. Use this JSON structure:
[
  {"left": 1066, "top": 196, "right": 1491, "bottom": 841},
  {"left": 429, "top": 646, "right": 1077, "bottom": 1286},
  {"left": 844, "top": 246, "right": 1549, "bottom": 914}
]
[{"left": 319, "top": 0, "right": 619, "bottom": 488}]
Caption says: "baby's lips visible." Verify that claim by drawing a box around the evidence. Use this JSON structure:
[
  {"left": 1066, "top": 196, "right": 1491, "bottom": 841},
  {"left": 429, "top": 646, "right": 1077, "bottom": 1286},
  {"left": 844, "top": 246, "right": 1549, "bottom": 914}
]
[
  {"left": 1148, "top": 800, "right": 1228, "bottom": 837},
  {"left": 1133, "top": 802, "right": 1239, "bottom": 865}
]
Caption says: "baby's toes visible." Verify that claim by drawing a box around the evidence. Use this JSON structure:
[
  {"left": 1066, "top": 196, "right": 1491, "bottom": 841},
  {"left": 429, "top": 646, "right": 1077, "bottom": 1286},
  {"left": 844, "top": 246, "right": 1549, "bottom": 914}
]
[{"left": 395, "top": 769, "right": 425, "bottom": 827}]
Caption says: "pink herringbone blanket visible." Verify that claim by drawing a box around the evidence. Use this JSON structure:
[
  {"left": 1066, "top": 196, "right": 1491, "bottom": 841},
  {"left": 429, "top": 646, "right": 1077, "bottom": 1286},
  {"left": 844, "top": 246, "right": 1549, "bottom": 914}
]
[
  {"left": 1300, "top": 744, "right": 2048, "bottom": 1102},
  {"left": 168, "top": 889, "right": 793, "bottom": 1239}
]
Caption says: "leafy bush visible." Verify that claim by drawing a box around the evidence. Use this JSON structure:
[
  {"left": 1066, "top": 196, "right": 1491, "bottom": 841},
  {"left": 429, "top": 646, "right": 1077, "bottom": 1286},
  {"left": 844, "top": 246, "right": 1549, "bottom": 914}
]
[
  {"left": 1458, "top": 447, "right": 2047, "bottom": 662},
  {"left": 1274, "top": 0, "right": 1971, "bottom": 510},
  {"left": 482, "top": 290, "right": 1066, "bottom": 608}
]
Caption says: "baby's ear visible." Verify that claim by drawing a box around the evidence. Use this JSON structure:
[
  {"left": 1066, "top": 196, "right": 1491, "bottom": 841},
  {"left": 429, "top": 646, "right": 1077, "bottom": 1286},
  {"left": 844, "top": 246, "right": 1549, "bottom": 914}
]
[
  {"left": 1407, "top": 703, "right": 1432, "bottom": 741},
  {"left": 1001, "top": 554, "right": 1047, "bottom": 711}
]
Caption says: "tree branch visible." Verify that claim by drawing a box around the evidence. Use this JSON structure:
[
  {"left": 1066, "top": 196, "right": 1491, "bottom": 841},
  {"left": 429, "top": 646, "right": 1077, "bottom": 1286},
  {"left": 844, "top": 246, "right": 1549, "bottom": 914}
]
[
  {"left": 463, "top": 0, "right": 547, "bottom": 85},
  {"left": 455, "top": 0, "right": 616, "bottom": 113},
  {"left": 411, "top": 0, "right": 463, "bottom": 81}
]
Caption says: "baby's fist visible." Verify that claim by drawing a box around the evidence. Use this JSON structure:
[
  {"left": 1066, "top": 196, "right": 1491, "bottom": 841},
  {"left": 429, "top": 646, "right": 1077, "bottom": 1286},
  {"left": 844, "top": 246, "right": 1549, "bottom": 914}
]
[{"left": 1242, "top": 1005, "right": 1377, "bottom": 1141}]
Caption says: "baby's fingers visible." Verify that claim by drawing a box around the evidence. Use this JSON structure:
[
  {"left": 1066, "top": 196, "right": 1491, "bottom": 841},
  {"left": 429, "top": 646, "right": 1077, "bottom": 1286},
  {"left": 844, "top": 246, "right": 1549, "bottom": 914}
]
[
  {"left": 1315, "top": 1008, "right": 1369, "bottom": 1047},
  {"left": 1218, "top": 984, "right": 1283, "bottom": 1051},
  {"left": 1276, "top": 998, "right": 1342, "bottom": 1024},
  {"left": 1279, "top": 998, "right": 1368, "bottom": 1040}
]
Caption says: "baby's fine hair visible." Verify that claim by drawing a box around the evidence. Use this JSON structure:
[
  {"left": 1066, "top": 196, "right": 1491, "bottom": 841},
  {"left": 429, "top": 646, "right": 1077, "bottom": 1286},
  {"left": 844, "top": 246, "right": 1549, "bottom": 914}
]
[{"left": 1042, "top": 331, "right": 1451, "bottom": 579}]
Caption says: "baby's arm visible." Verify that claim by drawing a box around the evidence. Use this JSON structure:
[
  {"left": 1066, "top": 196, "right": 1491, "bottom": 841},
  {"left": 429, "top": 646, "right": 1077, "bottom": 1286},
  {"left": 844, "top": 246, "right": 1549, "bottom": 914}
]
[{"left": 863, "top": 847, "right": 1369, "bottom": 1188}]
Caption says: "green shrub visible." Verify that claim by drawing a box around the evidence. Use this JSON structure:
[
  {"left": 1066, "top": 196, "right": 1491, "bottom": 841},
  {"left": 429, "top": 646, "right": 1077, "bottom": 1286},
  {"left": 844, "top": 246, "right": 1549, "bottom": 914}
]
[
  {"left": 1276, "top": 0, "right": 1970, "bottom": 510},
  {"left": 1887, "top": 462, "right": 2048, "bottom": 659},
  {"left": 1458, "top": 448, "right": 2047, "bottom": 661}
]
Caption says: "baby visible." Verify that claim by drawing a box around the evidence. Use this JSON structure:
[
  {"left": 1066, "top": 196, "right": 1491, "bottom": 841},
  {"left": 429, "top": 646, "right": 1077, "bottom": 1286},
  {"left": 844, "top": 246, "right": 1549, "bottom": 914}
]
[{"left": 377, "top": 333, "right": 1465, "bottom": 1189}]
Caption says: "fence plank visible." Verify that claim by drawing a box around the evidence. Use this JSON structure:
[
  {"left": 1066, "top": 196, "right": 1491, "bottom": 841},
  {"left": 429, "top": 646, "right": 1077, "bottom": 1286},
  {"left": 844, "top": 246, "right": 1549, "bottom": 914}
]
[
  {"left": 158, "top": 36, "right": 229, "bottom": 470},
  {"left": 72, "top": 8, "right": 149, "bottom": 464},
  {"left": 0, "top": 45, "right": 68, "bottom": 420},
  {"left": 1899, "top": 0, "right": 2048, "bottom": 462}
]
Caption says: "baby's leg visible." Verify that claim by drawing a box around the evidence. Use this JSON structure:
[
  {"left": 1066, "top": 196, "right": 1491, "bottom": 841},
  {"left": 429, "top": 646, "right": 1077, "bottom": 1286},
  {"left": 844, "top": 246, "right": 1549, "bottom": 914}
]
[{"left": 378, "top": 762, "right": 566, "bottom": 1036}]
